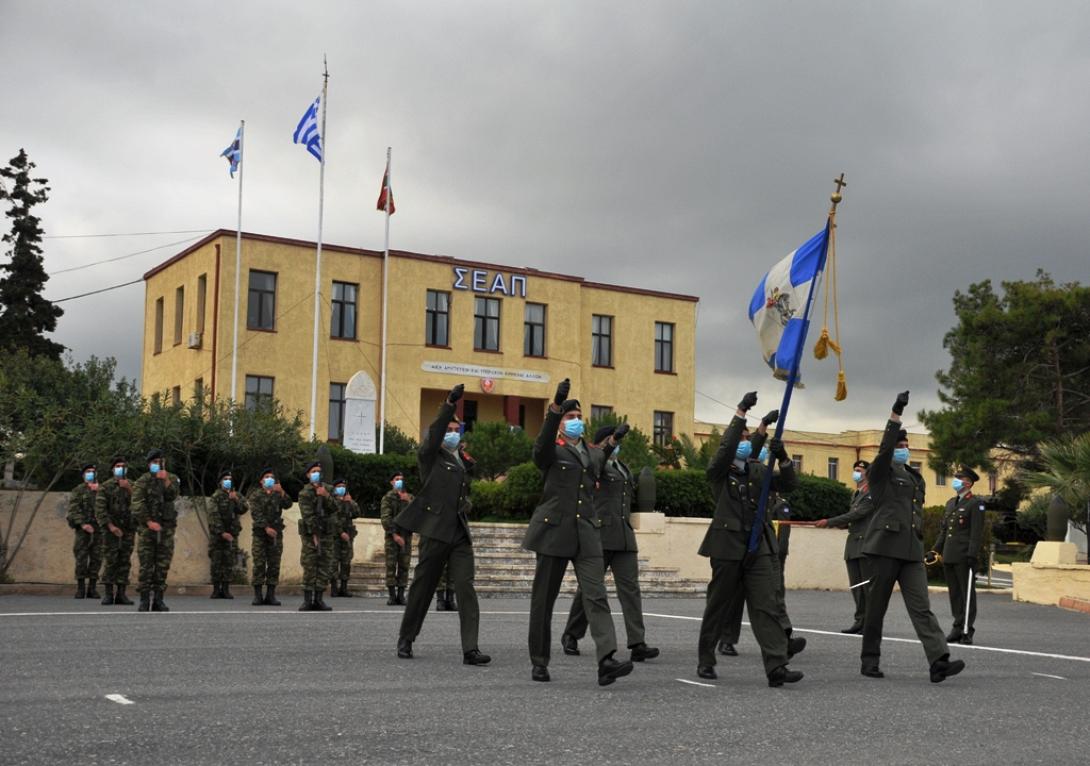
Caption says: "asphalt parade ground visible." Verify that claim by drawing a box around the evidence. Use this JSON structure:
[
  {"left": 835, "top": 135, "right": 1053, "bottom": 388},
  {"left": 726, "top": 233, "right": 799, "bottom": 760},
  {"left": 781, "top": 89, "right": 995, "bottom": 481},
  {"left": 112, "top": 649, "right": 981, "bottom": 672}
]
[{"left": 2, "top": 590, "right": 1087, "bottom": 765}]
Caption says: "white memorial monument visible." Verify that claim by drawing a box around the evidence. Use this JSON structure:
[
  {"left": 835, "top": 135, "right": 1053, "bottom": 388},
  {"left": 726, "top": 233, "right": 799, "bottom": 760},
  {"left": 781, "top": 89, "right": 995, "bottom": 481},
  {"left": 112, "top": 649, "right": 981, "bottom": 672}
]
[{"left": 342, "top": 371, "right": 377, "bottom": 454}]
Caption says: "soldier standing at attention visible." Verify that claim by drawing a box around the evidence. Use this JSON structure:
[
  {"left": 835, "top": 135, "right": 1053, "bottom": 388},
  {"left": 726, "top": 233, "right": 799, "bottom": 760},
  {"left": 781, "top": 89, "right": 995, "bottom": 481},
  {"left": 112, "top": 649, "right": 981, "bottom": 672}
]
[
  {"left": 393, "top": 384, "right": 490, "bottom": 666},
  {"left": 931, "top": 467, "right": 985, "bottom": 645},
  {"left": 696, "top": 392, "right": 803, "bottom": 687},
  {"left": 524, "top": 379, "right": 632, "bottom": 686},
  {"left": 859, "top": 391, "right": 965, "bottom": 682},
  {"left": 816, "top": 459, "right": 875, "bottom": 633},
  {"left": 66, "top": 462, "right": 102, "bottom": 600},
  {"left": 248, "top": 468, "right": 291, "bottom": 606},
  {"left": 561, "top": 424, "right": 659, "bottom": 663},
  {"left": 380, "top": 472, "right": 412, "bottom": 606},
  {"left": 131, "top": 449, "right": 180, "bottom": 612},
  {"left": 329, "top": 477, "right": 361, "bottom": 597},
  {"left": 208, "top": 470, "right": 247, "bottom": 599},
  {"left": 298, "top": 460, "right": 337, "bottom": 612},
  {"left": 95, "top": 456, "right": 135, "bottom": 605}
]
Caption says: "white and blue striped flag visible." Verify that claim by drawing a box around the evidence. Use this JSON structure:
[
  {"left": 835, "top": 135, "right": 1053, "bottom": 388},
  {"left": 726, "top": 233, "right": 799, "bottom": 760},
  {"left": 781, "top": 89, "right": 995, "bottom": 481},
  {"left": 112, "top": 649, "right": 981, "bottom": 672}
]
[
  {"left": 748, "top": 225, "right": 830, "bottom": 381},
  {"left": 293, "top": 95, "right": 322, "bottom": 162}
]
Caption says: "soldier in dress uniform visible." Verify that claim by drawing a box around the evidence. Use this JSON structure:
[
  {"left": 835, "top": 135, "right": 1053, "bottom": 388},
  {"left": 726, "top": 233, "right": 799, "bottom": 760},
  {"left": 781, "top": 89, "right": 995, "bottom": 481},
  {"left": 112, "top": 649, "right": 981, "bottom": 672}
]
[
  {"left": 931, "top": 467, "right": 985, "bottom": 644},
  {"left": 858, "top": 391, "right": 965, "bottom": 682},
  {"left": 816, "top": 459, "right": 875, "bottom": 633}
]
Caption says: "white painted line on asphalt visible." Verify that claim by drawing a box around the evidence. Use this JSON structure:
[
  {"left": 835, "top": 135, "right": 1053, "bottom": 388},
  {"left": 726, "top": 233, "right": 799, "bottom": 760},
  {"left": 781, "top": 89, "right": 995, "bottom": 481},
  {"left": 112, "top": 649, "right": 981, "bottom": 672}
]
[
  {"left": 105, "top": 694, "right": 134, "bottom": 705},
  {"left": 676, "top": 678, "right": 716, "bottom": 688},
  {"left": 1031, "top": 672, "right": 1067, "bottom": 680}
]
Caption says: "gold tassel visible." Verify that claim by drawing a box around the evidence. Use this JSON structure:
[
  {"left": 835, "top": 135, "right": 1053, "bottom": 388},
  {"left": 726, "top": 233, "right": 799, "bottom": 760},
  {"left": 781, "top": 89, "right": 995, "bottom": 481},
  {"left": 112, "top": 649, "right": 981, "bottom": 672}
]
[
  {"left": 835, "top": 369, "right": 847, "bottom": 401},
  {"left": 814, "top": 328, "right": 830, "bottom": 359}
]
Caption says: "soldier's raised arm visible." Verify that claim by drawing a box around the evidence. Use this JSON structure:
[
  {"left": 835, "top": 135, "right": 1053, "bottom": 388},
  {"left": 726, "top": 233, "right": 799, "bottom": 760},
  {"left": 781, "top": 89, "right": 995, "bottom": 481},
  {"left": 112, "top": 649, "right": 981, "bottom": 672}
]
[
  {"left": 533, "top": 378, "right": 571, "bottom": 470},
  {"left": 707, "top": 391, "right": 757, "bottom": 481}
]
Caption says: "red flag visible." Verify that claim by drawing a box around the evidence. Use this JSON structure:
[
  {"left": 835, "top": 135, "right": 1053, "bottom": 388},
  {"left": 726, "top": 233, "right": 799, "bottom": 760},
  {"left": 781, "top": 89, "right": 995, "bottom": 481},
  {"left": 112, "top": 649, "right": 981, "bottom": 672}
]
[{"left": 377, "top": 160, "right": 395, "bottom": 215}]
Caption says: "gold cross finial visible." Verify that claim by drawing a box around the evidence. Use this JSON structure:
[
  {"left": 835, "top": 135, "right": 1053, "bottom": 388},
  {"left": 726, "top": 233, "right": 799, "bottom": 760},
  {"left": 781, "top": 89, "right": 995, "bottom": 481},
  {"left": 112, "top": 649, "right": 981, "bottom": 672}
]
[{"left": 831, "top": 173, "right": 847, "bottom": 207}]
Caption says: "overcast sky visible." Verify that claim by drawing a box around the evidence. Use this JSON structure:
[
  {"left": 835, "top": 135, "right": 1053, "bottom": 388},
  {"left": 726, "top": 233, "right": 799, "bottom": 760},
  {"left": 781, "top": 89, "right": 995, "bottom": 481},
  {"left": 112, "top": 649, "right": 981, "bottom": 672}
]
[{"left": 2, "top": 1, "right": 1088, "bottom": 433}]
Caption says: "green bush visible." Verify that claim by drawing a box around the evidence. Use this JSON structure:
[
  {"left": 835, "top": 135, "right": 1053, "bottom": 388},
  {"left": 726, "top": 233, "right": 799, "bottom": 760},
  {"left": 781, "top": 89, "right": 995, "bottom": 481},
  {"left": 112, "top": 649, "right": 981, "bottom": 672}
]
[
  {"left": 464, "top": 421, "right": 532, "bottom": 480},
  {"left": 654, "top": 470, "right": 714, "bottom": 517},
  {"left": 469, "top": 481, "right": 504, "bottom": 519},
  {"left": 782, "top": 474, "right": 854, "bottom": 521},
  {"left": 326, "top": 446, "right": 418, "bottom": 517}
]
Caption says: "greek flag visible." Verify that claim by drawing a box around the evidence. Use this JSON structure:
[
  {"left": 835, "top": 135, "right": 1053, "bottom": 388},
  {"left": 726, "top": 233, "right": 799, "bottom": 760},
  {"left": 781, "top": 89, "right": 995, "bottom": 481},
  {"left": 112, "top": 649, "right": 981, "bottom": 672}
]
[
  {"left": 748, "top": 225, "right": 830, "bottom": 380},
  {"left": 220, "top": 127, "right": 241, "bottom": 177},
  {"left": 293, "top": 95, "right": 322, "bottom": 162}
]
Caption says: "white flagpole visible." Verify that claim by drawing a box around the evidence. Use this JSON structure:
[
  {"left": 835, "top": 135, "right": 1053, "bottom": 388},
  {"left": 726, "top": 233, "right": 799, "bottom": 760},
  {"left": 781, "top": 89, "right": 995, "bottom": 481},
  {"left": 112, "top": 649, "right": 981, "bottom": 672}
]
[
  {"left": 378, "top": 148, "right": 392, "bottom": 455},
  {"left": 229, "top": 119, "right": 244, "bottom": 403},
  {"left": 308, "top": 60, "right": 329, "bottom": 440}
]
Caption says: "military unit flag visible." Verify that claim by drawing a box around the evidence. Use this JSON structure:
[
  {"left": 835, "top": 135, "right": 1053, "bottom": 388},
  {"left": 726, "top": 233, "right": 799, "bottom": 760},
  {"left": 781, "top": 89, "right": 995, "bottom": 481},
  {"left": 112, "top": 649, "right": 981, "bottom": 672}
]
[
  {"left": 377, "top": 155, "right": 395, "bottom": 215},
  {"left": 220, "top": 127, "right": 242, "bottom": 177}
]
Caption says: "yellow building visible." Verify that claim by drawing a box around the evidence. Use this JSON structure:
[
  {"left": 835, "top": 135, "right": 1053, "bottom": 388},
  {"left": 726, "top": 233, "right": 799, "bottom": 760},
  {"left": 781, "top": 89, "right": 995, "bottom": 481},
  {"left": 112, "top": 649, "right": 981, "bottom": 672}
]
[
  {"left": 142, "top": 230, "right": 698, "bottom": 446},
  {"left": 694, "top": 421, "right": 1019, "bottom": 504}
]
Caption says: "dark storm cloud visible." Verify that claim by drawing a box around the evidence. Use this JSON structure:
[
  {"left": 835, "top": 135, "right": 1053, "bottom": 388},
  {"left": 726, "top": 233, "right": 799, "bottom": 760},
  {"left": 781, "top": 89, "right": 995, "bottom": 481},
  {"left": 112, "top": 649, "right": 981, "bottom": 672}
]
[{"left": 3, "top": 1, "right": 1089, "bottom": 432}]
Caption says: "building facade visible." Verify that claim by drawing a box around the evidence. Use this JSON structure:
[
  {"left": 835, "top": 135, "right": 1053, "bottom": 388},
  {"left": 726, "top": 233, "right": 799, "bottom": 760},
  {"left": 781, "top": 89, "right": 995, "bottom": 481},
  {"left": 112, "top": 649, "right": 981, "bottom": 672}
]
[{"left": 141, "top": 230, "right": 698, "bottom": 445}]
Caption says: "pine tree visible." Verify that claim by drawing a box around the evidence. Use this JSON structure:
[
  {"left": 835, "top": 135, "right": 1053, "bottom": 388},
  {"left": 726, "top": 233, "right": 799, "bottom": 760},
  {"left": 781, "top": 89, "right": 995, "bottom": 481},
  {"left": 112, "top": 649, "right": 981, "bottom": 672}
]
[{"left": 0, "top": 149, "right": 63, "bottom": 359}]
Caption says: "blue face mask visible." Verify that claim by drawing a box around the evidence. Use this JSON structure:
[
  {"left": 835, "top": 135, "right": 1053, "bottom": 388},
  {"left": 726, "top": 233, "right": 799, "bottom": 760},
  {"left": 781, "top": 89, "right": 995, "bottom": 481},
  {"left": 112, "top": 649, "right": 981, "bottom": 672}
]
[
  {"left": 443, "top": 431, "right": 461, "bottom": 450},
  {"left": 221, "top": 479, "right": 232, "bottom": 491},
  {"left": 612, "top": 445, "right": 620, "bottom": 458},
  {"left": 84, "top": 471, "right": 96, "bottom": 483},
  {"left": 262, "top": 476, "right": 276, "bottom": 490},
  {"left": 309, "top": 471, "right": 321, "bottom": 484},
  {"left": 334, "top": 486, "right": 346, "bottom": 497},
  {"left": 735, "top": 441, "right": 752, "bottom": 461},
  {"left": 952, "top": 478, "right": 964, "bottom": 493},
  {"left": 562, "top": 418, "right": 585, "bottom": 439},
  {"left": 892, "top": 448, "right": 910, "bottom": 465},
  {"left": 149, "top": 463, "right": 161, "bottom": 474},
  {"left": 394, "top": 479, "right": 404, "bottom": 491},
  {"left": 113, "top": 466, "right": 126, "bottom": 478},
  {"left": 759, "top": 447, "right": 769, "bottom": 462},
  {"left": 852, "top": 470, "right": 863, "bottom": 483}
]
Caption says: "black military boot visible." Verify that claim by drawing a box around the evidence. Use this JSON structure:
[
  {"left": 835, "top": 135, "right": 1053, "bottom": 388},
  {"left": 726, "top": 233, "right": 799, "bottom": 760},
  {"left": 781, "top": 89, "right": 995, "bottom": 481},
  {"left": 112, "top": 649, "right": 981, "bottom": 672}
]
[
  {"left": 629, "top": 643, "right": 660, "bottom": 662},
  {"left": 263, "top": 585, "right": 281, "bottom": 606},
  {"left": 446, "top": 589, "right": 458, "bottom": 611},
  {"left": 221, "top": 582, "right": 234, "bottom": 600},
  {"left": 395, "top": 586, "right": 406, "bottom": 605},
  {"left": 929, "top": 654, "right": 966, "bottom": 683},
  {"left": 210, "top": 583, "right": 222, "bottom": 599},
  {"left": 717, "top": 640, "right": 738, "bottom": 656},
  {"left": 115, "top": 585, "right": 133, "bottom": 605},
  {"left": 597, "top": 653, "right": 634, "bottom": 687},
  {"left": 74, "top": 579, "right": 86, "bottom": 599},
  {"left": 961, "top": 629, "right": 974, "bottom": 646},
  {"left": 397, "top": 638, "right": 413, "bottom": 659},
  {"left": 138, "top": 591, "right": 151, "bottom": 612},
  {"left": 252, "top": 585, "right": 264, "bottom": 606},
  {"left": 436, "top": 593, "right": 448, "bottom": 611},
  {"left": 151, "top": 591, "right": 169, "bottom": 612},
  {"left": 945, "top": 627, "right": 964, "bottom": 643},
  {"left": 101, "top": 584, "right": 115, "bottom": 605},
  {"left": 561, "top": 633, "right": 580, "bottom": 656},
  {"left": 340, "top": 579, "right": 352, "bottom": 597},
  {"left": 768, "top": 666, "right": 804, "bottom": 687},
  {"left": 87, "top": 579, "right": 101, "bottom": 599},
  {"left": 314, "top": 588, "right": 333, "bottom": 611},
  {"left": 298, "top": 590, "right": 314, "bottom": 611},
  {"left": 387, "top": 586, "right": 398, "bottom": 606},
  {"left": 329, "top": 579, "right": 340, "bottom": 597}
]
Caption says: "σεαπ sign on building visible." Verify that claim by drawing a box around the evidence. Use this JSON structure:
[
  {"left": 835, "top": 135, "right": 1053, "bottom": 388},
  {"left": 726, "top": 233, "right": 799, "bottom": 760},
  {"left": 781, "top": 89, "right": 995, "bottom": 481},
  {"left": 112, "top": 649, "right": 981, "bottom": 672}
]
[{"left": 452, "top": 267, "right": 527, "bottom": 297}]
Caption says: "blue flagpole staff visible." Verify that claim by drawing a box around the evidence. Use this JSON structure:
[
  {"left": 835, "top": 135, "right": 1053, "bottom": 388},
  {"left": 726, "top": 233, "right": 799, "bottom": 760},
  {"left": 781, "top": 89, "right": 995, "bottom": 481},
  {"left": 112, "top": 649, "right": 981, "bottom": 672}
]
[{"left": 746, "top": 179, "right": 844, "bottom": 554}]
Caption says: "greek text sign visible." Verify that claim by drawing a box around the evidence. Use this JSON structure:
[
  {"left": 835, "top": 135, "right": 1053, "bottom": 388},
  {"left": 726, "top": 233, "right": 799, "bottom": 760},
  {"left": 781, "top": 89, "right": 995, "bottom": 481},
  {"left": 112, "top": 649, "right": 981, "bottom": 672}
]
[
  {"left": 421, "top": 361, "right": 550, "bottom": 384},
  {"left": 452, "top": 266, "right": 528, "bottom": 297}
]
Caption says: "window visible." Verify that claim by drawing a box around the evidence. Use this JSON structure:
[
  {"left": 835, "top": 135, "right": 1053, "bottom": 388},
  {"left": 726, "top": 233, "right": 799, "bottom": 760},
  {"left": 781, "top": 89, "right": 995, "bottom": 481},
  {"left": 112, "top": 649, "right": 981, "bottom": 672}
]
[
  {"left": 331, "top": 281, "right": 358, "bottom": 339},
  {"left": 328, "top": 382, "right": 347, "bottom": 441},
  {"left": 474, "top": 297, "right": 501, "bottom": 352},
  {"left": 244, "top": 375, "right": 274, "bottom": 411},
  {"left": 792, "top": 454, "right": 804, "bottom": 474},
  {"left": 524, "top": 303, "right": 546, "bottom": 357},
  {"left": 828, "top": 457, "right": 839, "bottom": 481},
  {"left": 425, "top": 290, "right": 450, "bottom": 347},
  {"left": 247, "top": 270, "right": 277, "bottom": 330},
  {"left": 196, "top": 274, "right": 207, "bottom": 334},
  {"left": 936, "top": 467, "right": 946, "bottom": 486},
  {"left": 592, "top": 315, "right": 613, "bottom": 367},
  {"left": 591, "top": 405, "right": 613, "bottom": 424},
  {"left": 173, "top": 286, "right": 184, "bottom": 345},
  {"left": 154, "top": 297, "right": 164, "bottom": 354},
  {"left": 653, "top": 411, "right": 674, "bottom": 447},
  {"left": 988, "top": 471, "right": 998, "bottom": 494},
  {"left": 462, "top": 400, "right": 479, "bottom": 432},
  {"left": 655, "top": 321, "right": 674, "bottom": 373},
  {"left": 171, "top": 385, "right": 182, "bottom": 407}
]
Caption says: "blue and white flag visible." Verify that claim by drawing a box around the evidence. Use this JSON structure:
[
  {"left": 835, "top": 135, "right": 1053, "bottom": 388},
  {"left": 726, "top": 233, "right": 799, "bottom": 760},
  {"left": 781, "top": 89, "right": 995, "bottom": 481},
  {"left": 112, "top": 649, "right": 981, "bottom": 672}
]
[
  {"left": 220, "top": 127, "right": 242, "bottom": 177},
  {"left": 748, "top": 226, "right": 830, "bottom": 380},
  {"left": 293, "top": 95, "right": 322, "bottom": 162}
]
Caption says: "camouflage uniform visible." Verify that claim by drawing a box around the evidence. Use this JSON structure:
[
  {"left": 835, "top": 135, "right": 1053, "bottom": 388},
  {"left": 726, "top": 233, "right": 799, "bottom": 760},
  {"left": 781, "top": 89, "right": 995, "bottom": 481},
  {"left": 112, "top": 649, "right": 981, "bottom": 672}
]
[
  {"left": 380, "top": 489, "right": 412, "bottom": 591},
  {"left": 208, "top": 486, "right": 247, "bottom": 596},
  {"left": 330, "top": 494, "right": 362, "bottom": 594},
  {"left": 131, "top": 470, "right": 180, "bottom": 610},
  {"left": 94, "top": 476, "right": 136, "bottom": 603},
  {"left": 248, "top": 486, "right": 291, "bottom": 589},
  {"left": 66, "top": 482, "right": 102, "bottom": 596},
  {"left": 298, "top": 480, "right": 337, "bottom": 609}
]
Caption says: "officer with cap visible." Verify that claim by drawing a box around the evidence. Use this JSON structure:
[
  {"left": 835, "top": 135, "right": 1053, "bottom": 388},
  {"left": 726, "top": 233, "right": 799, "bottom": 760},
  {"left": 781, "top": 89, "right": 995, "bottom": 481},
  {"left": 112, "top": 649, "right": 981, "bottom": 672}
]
[
  {"left": 208, "top": 469, "right": 247, "bottom": 599},
  {"left": 931, "top": 466, "right": 985, "bottom": 644},
  {"left": 298, "top": 459, "right": 337, "bottom": 611},
  {"left": 524, "top": 379, "right": 633, "bottom": 686},
  {"left": 816, "top": 459, "right": 876, "bottom": 633},
  {"left": 247, "top": 467, "right": 291, "bottom": 606},
  {"left": 560, "top": 423, "right": 659, "bottom": 664},
  {"left": 859, "top": 392, "right": 965, "bottom": 682},
  {"left": 66, "top": 461, "right": 102, "bottom": 599},
  {"left": 131, "top": 449, "right": 181, "bottom": 612}
]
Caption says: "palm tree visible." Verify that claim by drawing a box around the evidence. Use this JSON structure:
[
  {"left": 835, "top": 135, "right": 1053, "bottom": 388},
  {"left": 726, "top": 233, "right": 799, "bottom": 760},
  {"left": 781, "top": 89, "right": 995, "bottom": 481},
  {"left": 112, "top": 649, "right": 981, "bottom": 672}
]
[{"left": 1020, "top": 432, "right": 1090, "bottom": 538}]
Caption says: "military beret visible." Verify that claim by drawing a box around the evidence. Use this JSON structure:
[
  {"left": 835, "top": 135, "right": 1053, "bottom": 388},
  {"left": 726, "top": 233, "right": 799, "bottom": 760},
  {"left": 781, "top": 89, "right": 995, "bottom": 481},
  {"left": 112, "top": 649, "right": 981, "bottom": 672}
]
[
  {"left": 259, "top": 466, "right": 275, "bottom": 477},
  {"left": 218, "top": 469, "right": 232, "bottom": 480},
  {"left": 304, "top": 460, "right": 322, "bottom": 473},
  {"left": 81, "top": 462, "right": 96, "bottom": 472},
  {"left": 333, "top": 477, "right": 347, "bottom": 486},
  {"left": 560, "top": 399, "right": 581, "bottom": 414},
  {"left": 896, "top": 429, "right": 909, "bottom": 443},
  {"left": 389, "top": 471, "right": 404, "bottom": 481},
  {"left": 853, "top": 459, "right": 871, "bottom": 470},
  {"left": 110, "top": 455, "right": 127, "bottom": 467},
  {"left": 955, "top": 466, "right": 980, "bottom": 483},
  {"left": 145, "top": 449, "right": 163, "bottom": 462},
  {"left": 593, "top": 425, "right": 616, "bottom": 444}
]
